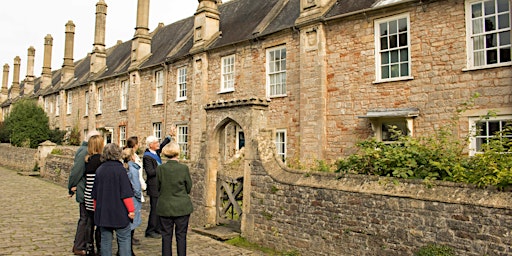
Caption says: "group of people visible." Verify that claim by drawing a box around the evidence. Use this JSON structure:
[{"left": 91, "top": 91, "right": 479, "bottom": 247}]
[{"left": 67, "top": 127, "right": 193, "bottom": 256}]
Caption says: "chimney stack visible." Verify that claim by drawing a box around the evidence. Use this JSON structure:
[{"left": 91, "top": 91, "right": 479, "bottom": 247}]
[
  {"left": 41, "top": 34, "right": 53, "bottom": 89},
  {"left": 130, "top": 0, "right": 151, "bottom": 67},
  {"left": 190, "top": 0, "right": 220, "bottom": 53},
  {"left": 10, "top": 56, "right": 21, "bottom": 98},
  {"left": 1, "top": 64, "right": 8, "bottom": 102},
  {"left": 62, "top": 20, "right": 76, "bottom": 83},
  {"left": 90, "top": 0, "right": 107, "bottom": 74},
  {"left": 24, "top": 46, "right": 36, "bottom": 95}
]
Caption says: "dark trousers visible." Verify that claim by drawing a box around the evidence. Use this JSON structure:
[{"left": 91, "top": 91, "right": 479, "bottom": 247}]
[
  {"left": 73, "top": 203, "right": 88, "bottom": 250},
  {"left": 145, "top": 195, "right": 160, "bottom": 235},
  {"left": 84, "top": 210, "right": 101, "bottom": 253},
  {"left": 160, "top": 215, "right": 190, "bottom": 256}
]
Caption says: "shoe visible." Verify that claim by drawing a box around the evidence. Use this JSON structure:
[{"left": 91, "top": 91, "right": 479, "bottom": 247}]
[
  {"left": 73, "top": 249, "right": 87, "bottom": 255},
  {"left": 145, "top": 232, "right": 160, "bottom": 238}
]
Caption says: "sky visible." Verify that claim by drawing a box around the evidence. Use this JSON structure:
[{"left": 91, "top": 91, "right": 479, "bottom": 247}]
[{"left": 0, "top": 0, "right": 230, "bottom": 89}]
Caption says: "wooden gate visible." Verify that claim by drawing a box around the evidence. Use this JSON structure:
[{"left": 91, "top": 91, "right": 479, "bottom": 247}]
[{"left": 217, "top": 175, "right": 243, "bottom": 230}]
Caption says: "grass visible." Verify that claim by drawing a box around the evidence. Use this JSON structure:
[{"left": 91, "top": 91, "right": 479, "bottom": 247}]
[{"left": 225, "top": 236, "right": 300, "bottom": 256}]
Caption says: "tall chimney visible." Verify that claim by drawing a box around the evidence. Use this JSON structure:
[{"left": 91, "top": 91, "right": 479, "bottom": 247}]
[
  {"left": 0, "top": 64, "right": 8, "bottom": 102},
  {"left": 41, "top": 34, "right": 53, "bottom": 89},
  {"left": 90, "top": 0, "right": 107, "bottom": 74},
  {"left": 62, "top": 20, "right": 75, "bottom": 83},
  {"left": 190, "top": 0, "right": 220, "bottom": 53},
  {"left": 10, "top": 56, "right": 21, "bottom": 98},
  {"left": 130, "top": 0, "right": 151, "bottom": 67},
  {"left": 24, "top": 46, "right": 36, "bottom": 95}
]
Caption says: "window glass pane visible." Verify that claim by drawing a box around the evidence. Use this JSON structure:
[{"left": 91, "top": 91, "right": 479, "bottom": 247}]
[
  {"left": 391, "top": 64, "right": 399, "bottom": 77},
  {"left": 390, "top": 50, "right": 399, "bottom": 63},
  {"left": 485, "top": 16, "right": 496, "bottom": 32},
  {"left": 389, "top": 35, "right": 398, "bottom": 48},
  {"left": 381, "top": 66, "right": 390, "bottom": 79},
  {"left": 484, "top": 0, "right": 496, "bottom": 15},
  {"left": 400, "top": 49, "right": 408, "bottom": 61},
  {"left": 381, "top": 52, "right": 389, "bottom": 64},
  {"left": 380, "top": 37, "right": 388, "bottom": 50},
  {"left": 474, "top": 51, "right": 485, "bottom": 66},
  {"left": 473, "top": 35, "right": 485, "bottom": 50},
  {"left": 477, "top": 121, "right": 487, "bottom": 136},
  {"left": 400, "top": 63, "right": 409, "bottom": 76},
  {"left": 472, "top": 3, "right": 483, "bottom": 18},
  {"left": 500, "top": 31, "right": 511, "bottom": 45},
  {"left": 497, "top": 0, "right": 509, "bottom": 12},
  {"left": 399, "top": 33, "right": 407, "bottom": 47},
  {"left": 487, "top": 49, "right": 498, "bottom": 64},
  {"left": 498, "top": 13, "right": 510, "bottom": 29},
  {"left": 473, "top": 19, "right": 483, "bottom": 34},
  {"left": 500, "top": 47, "right": 511, "bottom": 62},
  {"left": 488, "top": 121, "right": 500, "bottom": 135},
  {"left": 398, "top": 18, "right": 407, "bottom": 32},
  {"left": 380, "top": 23, "right": 388, "bottom": 36},
  {"left": 389, "top": 20, "right": 397, "bottom": 34},
  {"left": 281, "top": 49, "right": 286, "bottom": 59},
  {"left": 486, "top": 34, "right": 497, "bottom": 48}
]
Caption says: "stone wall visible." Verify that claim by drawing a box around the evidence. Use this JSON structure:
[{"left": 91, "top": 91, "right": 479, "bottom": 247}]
[{"left": 0, "top": 143, "right": 37, "bottom": 172}]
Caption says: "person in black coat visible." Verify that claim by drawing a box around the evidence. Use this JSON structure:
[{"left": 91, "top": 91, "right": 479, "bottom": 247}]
[{"left": 143, "top": 127, "right": 175, "bottom": 238}]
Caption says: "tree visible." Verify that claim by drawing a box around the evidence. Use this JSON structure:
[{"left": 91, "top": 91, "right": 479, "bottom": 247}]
[{"left": 3, "top": 99, "right": 50, "bottom": 148}]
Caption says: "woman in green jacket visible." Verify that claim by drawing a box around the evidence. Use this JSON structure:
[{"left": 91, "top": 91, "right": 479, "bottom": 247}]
[{"left": 156, "top": 142, "right": 193, "bottom": 256}]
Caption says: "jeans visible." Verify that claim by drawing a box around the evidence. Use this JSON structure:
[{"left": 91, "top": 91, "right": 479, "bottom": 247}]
[
  {"left": 160, "top": 215, "right": 190, "bottom": 256},
  {"left": 99, "top": 225, "right": 131, "bottom": 256}
]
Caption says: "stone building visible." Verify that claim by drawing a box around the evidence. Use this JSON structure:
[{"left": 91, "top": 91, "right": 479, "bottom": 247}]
[{"left": 1, "top": 0, "right": 511, "bottom": 164}]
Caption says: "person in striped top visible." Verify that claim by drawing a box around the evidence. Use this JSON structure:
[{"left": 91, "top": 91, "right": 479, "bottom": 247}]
[{"left": 84, "top": 134, "right": 104, "bottom": 256}]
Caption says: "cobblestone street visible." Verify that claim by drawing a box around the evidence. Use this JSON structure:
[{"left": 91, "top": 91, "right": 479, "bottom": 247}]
[{"left": 0, "top": 166, "right": 260, "bottom": 255}]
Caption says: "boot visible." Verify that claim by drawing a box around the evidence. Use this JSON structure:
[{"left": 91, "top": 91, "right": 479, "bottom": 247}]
[{"left": 131, "top": 230, "right": 140, "bottom": 245}]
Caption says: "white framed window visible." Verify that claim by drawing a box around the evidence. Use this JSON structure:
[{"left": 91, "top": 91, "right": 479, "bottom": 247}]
[
  {"left": 374, "top": 13, "right": 411, "bottom": 82},
  {"left": 177, "top": 125, "right": 189, "bottom": 159},
  {"left": 466, "top": 0, "right": 511, "bottom": 69},
  {"left": 66, "top": 91, "right": 72, "bottom": 115},
  {"left": 97, "top": 87, "right": 103, "bottom": 114},
  {"left": 266, "top": 46, "right": 287, "bottom": 97},
  {"left": 469, "top": 115, "right": 512, "bottom": 155},
  {"left": 221, "top": 55, "right": 235, "bottom": 92},
  {"left": 84, "top": 91, "right": 89, "bottom": 116},
  {"left": 120, "top": 80, "right": 129, "bottom": 110},
  {"left": 153, "top": 122, "right": 162, "bottom": 141},
  {"left": 155, "top": 70, "right": 164, "bottom": 104},
  {"left": 275, "top": 129, "right": 287, "bottom": 163},
  {"left": 375, "top": 118, "right": 414, "bottom": 143},
  {"left": 177, "top": 67, "right": 187, "bottom": 101},
  {"left": 55, "top": 94, "right": 60, "bottom": 116},
  {"left": 119, "top": 126, "right": 127, "bottom": 148}
]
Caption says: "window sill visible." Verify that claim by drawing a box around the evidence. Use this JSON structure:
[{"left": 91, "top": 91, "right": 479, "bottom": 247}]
[
  {"left": 218, "top": 89, "right": 234, "bottom": 94},
  {"left": 268, "top": 94, "right": 287, "bottom": 99},
  {"left": 119, "top": 108, "right": 127, "bottom": 112},
  {"left": 175, "top": 98, "right": 187, "bottom": 102},
  {"left": 373, "top": 76, "right": 414, "bottom": 84},
  {"left": 462, "top": 62, "right": 511, "bottom": 72},
  {"left": 152, "top": 102, "right": 164, "bottom": 106}
]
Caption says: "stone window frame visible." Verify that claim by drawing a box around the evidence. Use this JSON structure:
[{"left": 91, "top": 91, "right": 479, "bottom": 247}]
[
  {"left": 155, "top": 70, "right": 164, "bottom": 105},
  {"left": 266, "top": 45, "right": 287, "bottom": 98},
  {"left": 464, "top": 0, "right": 511, "bottom": 70},
  {"left": 220, "top": 54, "right": 235, "bottom": 93},
  {"left": 374, "top": 13, "right": 413, "bottom": 83},
  {"left": 84, "top": 91, "right": 89, "bottom": 117},
  {"left": 55, "top": 94, "right": 60, "bottom": 117},
  {"left": 120, "top": 79, "right": 129, "bottom": 111},
  {"left": 176, "top": 66, "right": 187, "bottom": 101},
  {"left": 275, "top": 129, "right": 287, "bottom": 163},
  {"left": 468, "top": 114, "right": 512, "bottom": 156},
  {"left": 96, "top": 87, "right": 103, "bottom": 115},
  {"left": 66, "top": 91, "right": 73, "bottom": 115}
]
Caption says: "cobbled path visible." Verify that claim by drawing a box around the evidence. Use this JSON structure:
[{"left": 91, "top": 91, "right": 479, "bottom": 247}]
[{"left": 0, "top": 166, "right": 262, "bottom": 255}]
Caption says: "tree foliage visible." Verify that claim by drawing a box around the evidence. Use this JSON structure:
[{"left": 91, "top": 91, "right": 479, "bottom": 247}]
[{"left": 3, "top": 99, "right": 50, "bottom": 148}]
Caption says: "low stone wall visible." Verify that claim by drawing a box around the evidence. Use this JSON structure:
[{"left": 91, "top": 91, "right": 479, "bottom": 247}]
[
  {"left": 243, "top": 132, "right": 512, "bottom": 256},
  {"left": 0, "top": 143, "right": 37, "bottom": 172}
]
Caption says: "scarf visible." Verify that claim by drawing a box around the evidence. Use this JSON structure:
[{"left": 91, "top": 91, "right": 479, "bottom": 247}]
[{"left": 144, "top": 151, "right": 162, "bottom": 165}]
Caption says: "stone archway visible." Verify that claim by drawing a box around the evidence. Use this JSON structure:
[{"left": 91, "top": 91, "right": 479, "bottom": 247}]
[{"left": 203, "top": 98, "right": 269, "bottom": 234}]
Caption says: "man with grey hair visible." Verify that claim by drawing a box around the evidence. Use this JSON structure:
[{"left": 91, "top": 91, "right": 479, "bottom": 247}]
[{"left": 68, "top": 130, "right": 101, "bottom": 255}]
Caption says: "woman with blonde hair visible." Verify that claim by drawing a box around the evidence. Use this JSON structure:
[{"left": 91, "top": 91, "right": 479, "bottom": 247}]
[{"left": 84, "top": 134, "right": 104, "bottom": 255}]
